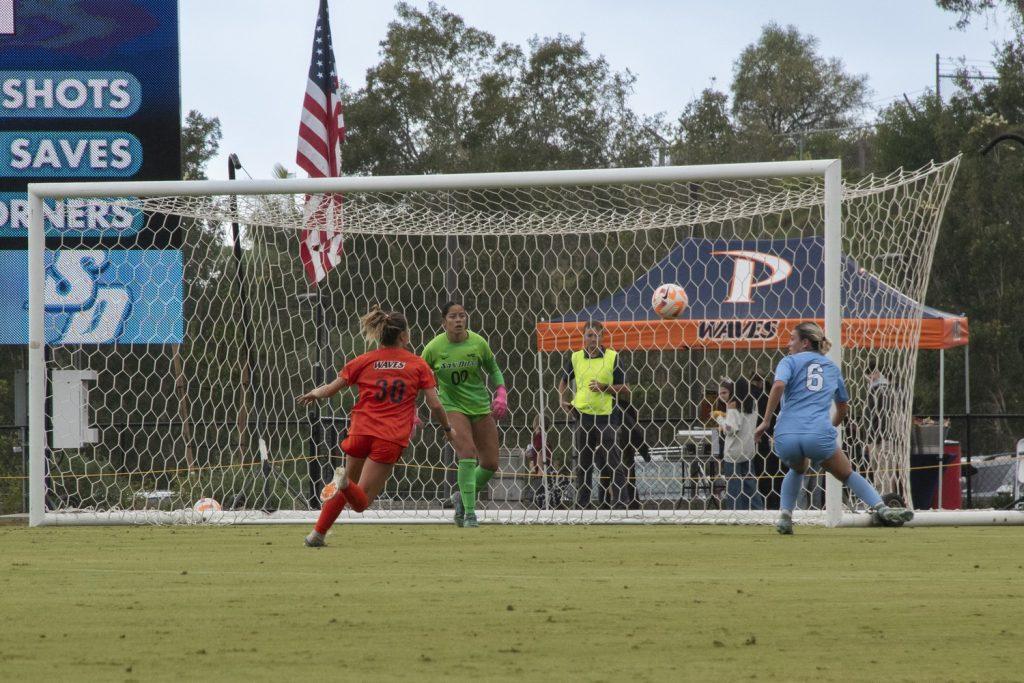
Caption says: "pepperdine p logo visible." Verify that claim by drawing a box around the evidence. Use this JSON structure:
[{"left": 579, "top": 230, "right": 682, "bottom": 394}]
[{"left": 710, "top": 250, "right": 794, "bottom": 304}]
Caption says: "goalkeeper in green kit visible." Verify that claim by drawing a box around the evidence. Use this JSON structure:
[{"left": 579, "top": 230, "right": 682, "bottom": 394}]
[{"left": 422, "top": 301, "right": 508, "bottom": 528}]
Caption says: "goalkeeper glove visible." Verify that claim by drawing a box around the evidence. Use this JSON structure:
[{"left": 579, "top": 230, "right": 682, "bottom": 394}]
[{"left": 491, "top": 386, "right": 508, "bottom": 420}]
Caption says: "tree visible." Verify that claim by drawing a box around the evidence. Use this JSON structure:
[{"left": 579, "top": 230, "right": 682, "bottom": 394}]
[
  {"left": 671, "top": 24, "right": 870, "bottom": 167},
  {"left": 342, "top": 1, "right": 511, "bottom": 175},
  {"left": 671, "top": 87, "right": 738, "bottom": 165},
  {"left": 731, "top": 23, "right": 869, "bottom": 138},
  {"left": 513, "top": 34, "right": 663, "bottom": 170},
  {"left": 936, "top": 0, "right": 1024, "bottom": 28},
  {"left": 342, "top": 2, "right": 662, "bottom": 175},
  {"left": 181, "top": 110, "right": 222, "bottom": 180}
]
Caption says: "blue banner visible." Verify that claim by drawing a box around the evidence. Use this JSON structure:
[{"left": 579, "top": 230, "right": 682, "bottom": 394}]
[{"left": 0, "top": 249, "right": 183, "bottom": 345}]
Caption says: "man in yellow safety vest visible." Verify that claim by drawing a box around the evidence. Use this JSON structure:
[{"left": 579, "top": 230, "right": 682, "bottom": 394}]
[{"left": 557, "top": 321, "right": 631, "bottom": 509}]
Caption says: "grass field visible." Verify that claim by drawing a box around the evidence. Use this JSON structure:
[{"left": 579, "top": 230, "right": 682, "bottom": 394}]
[{"left": 1, "top": 523, "right": 1022, "bottom": 682}]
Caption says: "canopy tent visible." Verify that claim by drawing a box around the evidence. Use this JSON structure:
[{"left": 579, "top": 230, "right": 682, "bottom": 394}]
[{"left": 536, "top": 237, "right": 968, "bottom": 352}]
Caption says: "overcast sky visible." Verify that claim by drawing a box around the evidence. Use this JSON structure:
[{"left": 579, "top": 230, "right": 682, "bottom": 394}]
[{"left": 180, "top": 0, "right": 1016, "bottom": 180}]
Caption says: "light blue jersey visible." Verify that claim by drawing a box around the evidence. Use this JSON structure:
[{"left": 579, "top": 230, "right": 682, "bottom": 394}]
[{"left": 773, "top": 351, "right": 849, "bottom": 438}]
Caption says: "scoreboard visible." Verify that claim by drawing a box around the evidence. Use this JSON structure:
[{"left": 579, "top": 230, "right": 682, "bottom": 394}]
[{"left": 0, "top": 0, "right": 182, "bottom": 344}]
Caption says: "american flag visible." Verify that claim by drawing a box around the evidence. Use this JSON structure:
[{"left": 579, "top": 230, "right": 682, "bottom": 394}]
[{"left": 296, "top": 0, "right": 345, "bottom": 284}]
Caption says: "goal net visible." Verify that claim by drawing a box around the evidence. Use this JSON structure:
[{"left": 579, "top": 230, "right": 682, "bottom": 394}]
[{"left": 27, "top": 158, "right": 963, "bottom": 526}]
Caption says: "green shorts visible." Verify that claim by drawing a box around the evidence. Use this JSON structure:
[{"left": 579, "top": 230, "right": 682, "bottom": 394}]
[{"left": 444, "top": 407, "right": 492, "bottom": 423}]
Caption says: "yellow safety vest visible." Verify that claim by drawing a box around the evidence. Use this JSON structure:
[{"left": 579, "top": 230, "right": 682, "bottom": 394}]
[{"left": 571, "top": 349, "right": 617, "bottom": 416}]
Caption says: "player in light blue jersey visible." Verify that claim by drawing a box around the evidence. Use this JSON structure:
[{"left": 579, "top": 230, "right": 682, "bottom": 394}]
[{"left": 755, "top": 322, "right": 914, "bottom": 534}]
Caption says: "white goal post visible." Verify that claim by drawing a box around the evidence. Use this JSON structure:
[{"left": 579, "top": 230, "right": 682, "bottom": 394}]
[{"left": 27, "top": 157, "right": 1021, "bottom": 527}]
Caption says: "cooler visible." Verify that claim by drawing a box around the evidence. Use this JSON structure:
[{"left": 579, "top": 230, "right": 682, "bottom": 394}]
[{"left": 931, "top": 440, "right": 962, "bottom": 510}]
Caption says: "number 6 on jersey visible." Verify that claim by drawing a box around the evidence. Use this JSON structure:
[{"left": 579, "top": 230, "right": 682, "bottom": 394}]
[{"left": 806, "top": 362, "right": 824, "bottom": 392}]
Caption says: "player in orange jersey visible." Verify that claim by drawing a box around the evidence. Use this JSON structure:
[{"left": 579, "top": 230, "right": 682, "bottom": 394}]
[{"left": 298, "top": 307, "right": 455, "bottom": 547}]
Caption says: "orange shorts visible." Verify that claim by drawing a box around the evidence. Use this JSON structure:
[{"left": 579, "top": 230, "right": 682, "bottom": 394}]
[{"left": 341, "top": 434, "right": 405, "bottom": 465}]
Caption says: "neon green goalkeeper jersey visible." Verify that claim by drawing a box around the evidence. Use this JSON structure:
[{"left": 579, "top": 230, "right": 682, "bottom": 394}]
[{"left": 421, "top": 331, "right": 505, "bottom": 416}]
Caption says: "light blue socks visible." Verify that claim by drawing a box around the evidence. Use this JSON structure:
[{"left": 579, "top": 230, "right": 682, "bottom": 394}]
[
  {"left": 781, "top": 468, "right": 883, "bottom": 513},
  {"left": 780, "top": 469, "right": 803, "bottom": 513},
  {"left": 845, "top": 471, "right": 883, "bottom": 508}
]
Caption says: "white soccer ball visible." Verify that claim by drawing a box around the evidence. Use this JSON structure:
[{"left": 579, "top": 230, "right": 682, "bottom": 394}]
[
  {"left": 652, "top": 283, "right": 688, "bottom": 319},
  {"left": 193, "top": 497, "right": 222, "bottom": 513}
]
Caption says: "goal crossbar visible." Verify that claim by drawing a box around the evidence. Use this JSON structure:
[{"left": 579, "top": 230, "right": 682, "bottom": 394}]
[{"left": 26, "top": 160, "right": 838, "bottom": 199}]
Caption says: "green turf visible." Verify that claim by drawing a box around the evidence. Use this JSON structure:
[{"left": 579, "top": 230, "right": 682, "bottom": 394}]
[{"left": 1, "top": 524, "right": 1022, "bottom": 681}]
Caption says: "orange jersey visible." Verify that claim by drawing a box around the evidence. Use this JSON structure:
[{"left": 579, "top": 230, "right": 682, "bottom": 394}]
[{"left": 340, "top": 347, "right": 436, "bottom": 447}]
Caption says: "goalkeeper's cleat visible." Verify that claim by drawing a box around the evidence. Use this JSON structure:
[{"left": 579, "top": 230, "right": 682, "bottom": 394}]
[
  {"left": 776, "top": 512, "right": 794, "bottom": 535},
  {"left": 452, "top": 491, "right": 465, "bottom": 527},
  {"left": 873, "top": 505, "right": 914, "bottom": 527},
  {"left": 304, "top": 530, "right": 326, "bottom": 547},
  {"left": 463, "top": 512, "right": 479, "bottom": 528},
  {"left": 319, "top": 466, "right": 346, "bottom": 503}
]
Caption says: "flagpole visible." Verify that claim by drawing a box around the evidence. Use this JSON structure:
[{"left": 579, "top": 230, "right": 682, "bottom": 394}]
[
  {"left": 318, "top": 202, "right": 335, "bottom": 485},
  {"left": 315, "top": 283, "right": 328, "bottom": 506},
  {"left": 296, "top": 0, "right": 345, "bottom": 507}
]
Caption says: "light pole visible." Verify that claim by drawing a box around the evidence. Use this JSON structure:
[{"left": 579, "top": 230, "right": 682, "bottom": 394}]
[
  {"left": 981, "top": 132, "right": 1024, "bottom": 156},
  {"left": 228, "top": 154, "right": 256, "bottom": 462},
  {"left": 226, "top": 154, "right": 275, "bottom": 511}
]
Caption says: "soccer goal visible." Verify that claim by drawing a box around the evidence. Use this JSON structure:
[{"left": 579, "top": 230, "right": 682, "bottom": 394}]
[{"left": 30, "top": 157, "right": 1019, "bottom": 527}]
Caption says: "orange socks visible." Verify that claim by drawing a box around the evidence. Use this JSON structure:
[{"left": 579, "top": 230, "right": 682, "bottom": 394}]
[
  {"left": 344, "top": 481, "right": 369, "bottom": 513},
  {"left": 314, "top": 490, "right": 348, "bottom": 534},
  {"left": 312, "top": 481, "right": 370, "bottom": 536}
]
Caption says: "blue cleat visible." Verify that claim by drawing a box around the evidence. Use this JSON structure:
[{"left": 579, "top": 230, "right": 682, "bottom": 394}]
[
  {"left": 776, "top": 512, "right": 794, "bottom": 535},
  {"left": 874, "top": 506, "right": 914, "bottom": 527},
  {"left": 452, "top": 492, "right": 465, "bottom": 527}
]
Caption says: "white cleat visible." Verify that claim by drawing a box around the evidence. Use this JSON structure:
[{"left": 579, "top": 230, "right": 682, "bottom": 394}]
[
  {"left": 331, "top": 466, "right": 344, "bottom": 488},
  {"left": 320, "top": 466, "right": 347, "bottom": 502},
  {"left": 304, "top": 531, "right": 326, "bottom": 547}
]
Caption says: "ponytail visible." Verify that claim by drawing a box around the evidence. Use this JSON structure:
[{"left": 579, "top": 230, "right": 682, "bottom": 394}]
[
  {"left": 794, "top": 321, "right": 831, "bottom": 354},
  {"left": 360, "top": 306, "right": 408, "bottom": 346}
]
